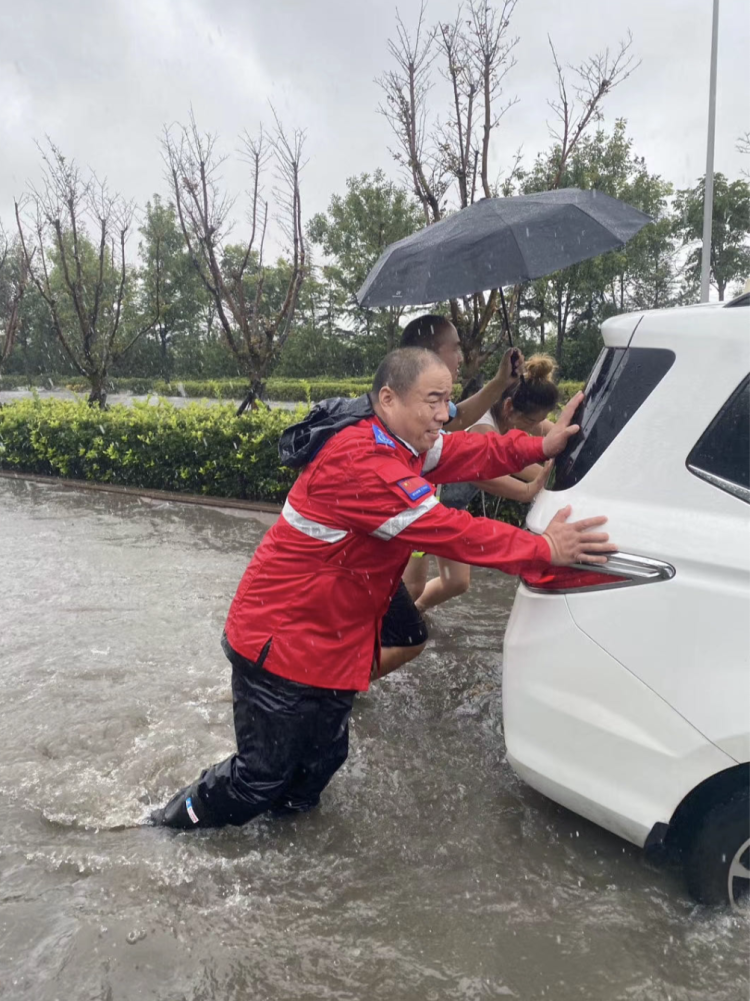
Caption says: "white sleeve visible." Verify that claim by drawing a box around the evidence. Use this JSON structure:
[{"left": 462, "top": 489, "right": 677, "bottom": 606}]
[{"left": 468, "top": 409, "right": 498, "bottom": 432}]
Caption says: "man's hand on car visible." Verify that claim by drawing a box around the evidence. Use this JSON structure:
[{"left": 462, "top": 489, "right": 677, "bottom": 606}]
[{"left": 542, "top": 506, "right": 617, "bottom": 566}]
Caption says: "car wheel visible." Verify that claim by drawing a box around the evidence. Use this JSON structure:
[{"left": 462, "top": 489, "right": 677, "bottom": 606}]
[{"left": 685, "top": 789, "right": 750, "bottom": 908}]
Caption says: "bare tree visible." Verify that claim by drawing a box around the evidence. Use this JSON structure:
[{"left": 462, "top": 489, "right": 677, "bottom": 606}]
[
  {"left": 378, "top": 1, "right": 637, "bottom": 392},
  {"left": 0, "top": 224, "right": 29, "bottom": 375},
  {"left": 378, "top": 1, "right": 520, "bottom": 391},
  {"left": 15, "top": 141, "right": 157, "bottom": 407},
  {"left": 162, "top": 111, "right": 306, "bottom": 414},
  {"left": 545, "top": 34, "right": 639, "bottom": 189},
  {"left": 378, "top": 1, "right": 518, "bottom": 223},
  {"left": 379, "top": 4, "right": 445, "bottom": 226}
]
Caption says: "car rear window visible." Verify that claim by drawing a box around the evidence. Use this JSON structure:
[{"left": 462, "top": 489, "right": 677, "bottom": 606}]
[
  {"left": 687, "top": 376, "right": 750, "bottom": 503},
  {"left": 549, "top": 346, "right": 675, "bottom": 491}
]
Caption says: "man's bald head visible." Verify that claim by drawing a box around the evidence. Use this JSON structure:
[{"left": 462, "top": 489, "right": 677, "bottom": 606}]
[
  {"left": 372, "top": 347, "right": 443, "bottom": 398},
  {"left": 371, "top": 348, "right": 453, "bottom": 454}
]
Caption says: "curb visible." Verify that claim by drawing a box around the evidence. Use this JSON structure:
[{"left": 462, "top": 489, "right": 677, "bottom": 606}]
[{"left": 0, "top": 470, "right": 283, "bottom": 516}]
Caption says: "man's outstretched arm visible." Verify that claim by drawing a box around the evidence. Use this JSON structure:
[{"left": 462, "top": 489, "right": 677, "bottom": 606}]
[
  {"left": 310, "top": 436, "right": 613, "bottom": 578},
  {"left": 423, "top": 392, "right": 584, "bottom": 484}
]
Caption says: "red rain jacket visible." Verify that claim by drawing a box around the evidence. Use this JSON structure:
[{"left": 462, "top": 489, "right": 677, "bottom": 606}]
[{"left": 225, "top": 415, "right": 550, "bottom": 691}]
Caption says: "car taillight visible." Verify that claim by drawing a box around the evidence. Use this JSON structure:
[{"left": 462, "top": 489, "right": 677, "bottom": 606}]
[
  {"left": 521, "top": 565, "right": 629, "bottom": 592},
  {"left": 521, "top": 552, "right": 675, "bottom": 594}
]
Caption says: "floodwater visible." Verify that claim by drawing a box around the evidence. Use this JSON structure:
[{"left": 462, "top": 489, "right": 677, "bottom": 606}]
[{"left": 0, "top": 477, "right": 747, "bottom": 1001}]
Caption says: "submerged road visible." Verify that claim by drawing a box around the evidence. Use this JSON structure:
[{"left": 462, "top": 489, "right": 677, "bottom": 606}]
[{"left": 0, "top": 478, "right": 746, "bottom": 1001}]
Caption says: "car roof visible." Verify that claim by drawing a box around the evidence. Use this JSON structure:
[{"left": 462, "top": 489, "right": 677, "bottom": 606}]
[{"left": 602, "top": 300, "right": 749, "bottom": 349}]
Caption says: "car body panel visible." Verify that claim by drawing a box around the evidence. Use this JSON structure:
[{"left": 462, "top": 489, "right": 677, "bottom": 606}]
[
  {"left": 503, "top": 586, "right": 736, "bottom": 846},
  {"left": 503, "top": 300, "right": 750, "bottom": 849}
]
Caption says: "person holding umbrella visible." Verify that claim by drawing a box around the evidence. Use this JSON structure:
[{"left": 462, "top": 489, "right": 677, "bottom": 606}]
[{"left": 397, "top": 313, "right": 524, "bottom": 432}]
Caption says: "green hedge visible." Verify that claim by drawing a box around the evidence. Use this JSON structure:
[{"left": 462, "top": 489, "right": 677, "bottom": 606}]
[
  {"left": 557, "top": 380, "right": 584, "bottom": 404},
  {"left": 0, "top": 374, "right": 375, "bottom": 401},
  {"left": 0, "top": 396, "right": 536, "bottom": 524},
  {"left": 0, "top": 398, "right": 300, "bottom": 503},
  {"left": 1, "top": 373, "right": 584, "bottom": 407},
  {"left": 265, "top": 378, "right": 372, "bottom": 402},
  {"left": 0, "top": 374, "right": 53, "bottom": 391},
  {"left": 0, "top": 376, "right": 585, "bottom": 510}
]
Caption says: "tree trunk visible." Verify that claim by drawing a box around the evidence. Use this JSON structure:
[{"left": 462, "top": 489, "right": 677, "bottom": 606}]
[
  {"left": 555, "top": 291, "right": 565, "bottom": 368},
  {"left": 0, "top": 283, "right": 24, "bottom": 375},
  {"left": 460, "top": 341, "right": 484, "bottom": 401},
  {"left": 236, "top": 377, "right": 264, "bottom": 416},
  {"left": 539, "top": 297, "right": 546, "bottom": 348},
  {"left": 555, "top": 331, "right": 564, "bottom": 368},
  {"left": 87, "top": 376, "right": 108, "bottom": 409},
  {"left": 386, "top": 309, "right": 401, "bottom": 352},
  {"left": 160, "top": 327, "right": 171, "bottom": 381},
  {"left": 0, "top": 334, "right": 12, "bottom": 374}
]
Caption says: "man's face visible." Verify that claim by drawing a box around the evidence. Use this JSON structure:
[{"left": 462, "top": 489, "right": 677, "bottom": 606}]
[
  {"left": 377, "top": 360, "right": 454, "bottom": 454},
  {"left": 434, "top": 324, "right": 463, "bottom": 382}
]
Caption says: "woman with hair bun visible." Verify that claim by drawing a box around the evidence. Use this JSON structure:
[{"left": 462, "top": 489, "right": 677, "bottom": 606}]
[
  {"left": 485, "top": 354, "right": 559, "bottom": 439},
  {"left": 411, "top": 354, "right": 560, "bottom": 614}
]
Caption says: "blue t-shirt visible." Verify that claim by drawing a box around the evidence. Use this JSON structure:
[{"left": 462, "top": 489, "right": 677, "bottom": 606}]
[{"left": 448, "top": 400, "right": 457, "bottom": 420}]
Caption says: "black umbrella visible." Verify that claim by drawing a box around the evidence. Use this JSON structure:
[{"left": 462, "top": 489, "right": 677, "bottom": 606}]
[{"left": 356, "top": 188, "right": 651, "bottom": 315}]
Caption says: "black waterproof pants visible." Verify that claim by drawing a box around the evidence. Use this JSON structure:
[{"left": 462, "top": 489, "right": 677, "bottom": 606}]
[{"left": 156, "top": 635, "right": 355, "bottom": 829}]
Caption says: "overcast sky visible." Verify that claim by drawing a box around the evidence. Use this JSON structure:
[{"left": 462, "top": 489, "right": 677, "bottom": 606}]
[{"left": 1, "top": 0, "right": 748, "bottom": 254}]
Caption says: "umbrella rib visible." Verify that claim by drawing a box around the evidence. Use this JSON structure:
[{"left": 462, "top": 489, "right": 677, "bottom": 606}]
[{"left": 567, "top": 203, "right": 628, "bottom": 264}]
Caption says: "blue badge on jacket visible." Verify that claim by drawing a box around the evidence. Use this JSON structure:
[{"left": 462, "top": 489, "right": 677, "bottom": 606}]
[
  {"left": 397, "top": 477, "right": 432, "bottom": 501},
  {"left": 373, "top": 424, "right": 396, "bottom": 448}
]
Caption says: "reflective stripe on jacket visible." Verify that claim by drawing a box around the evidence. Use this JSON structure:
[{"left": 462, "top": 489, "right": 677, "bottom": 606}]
[{"left": 225, "top": 416, "right": 549, "bottom": 691}]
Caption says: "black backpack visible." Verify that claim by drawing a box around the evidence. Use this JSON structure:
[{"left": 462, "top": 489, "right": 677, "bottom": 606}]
[{"left": 278, "top": 394, "right": 374, "bottom": 468}]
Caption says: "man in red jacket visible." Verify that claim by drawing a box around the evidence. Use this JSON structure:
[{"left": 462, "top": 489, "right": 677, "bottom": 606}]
[{"left": 151, "top": 348, "right": 614, "bottom": 830}]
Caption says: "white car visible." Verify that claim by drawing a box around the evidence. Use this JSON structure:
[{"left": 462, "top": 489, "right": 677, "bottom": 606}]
[{"left": 503, "top": 294, "right": 750, "bottom": 907}]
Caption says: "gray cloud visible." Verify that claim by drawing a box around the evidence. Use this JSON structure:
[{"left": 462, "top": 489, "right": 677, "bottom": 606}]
[{"left": 1, "top": 0, "right": 748, "bottom": 249}]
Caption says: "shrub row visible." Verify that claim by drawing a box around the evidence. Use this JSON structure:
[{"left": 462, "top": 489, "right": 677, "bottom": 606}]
[
  {"left": 0, "top": 373, "right": 584, "bottom": 511},
  {"left": 1, "top": 373, "right": 583, "bottom": 405},
  {"left": 0, "top": 398, "right": 301, "bottom": 503},
  {"left": 0, "top": 374, "right": 374, "bottom": 401},
  {"left": 557, "top": 380, "right": 584, "bottom": 404}
]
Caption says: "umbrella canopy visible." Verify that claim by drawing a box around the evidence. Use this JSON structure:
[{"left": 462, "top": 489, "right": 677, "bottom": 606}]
[{"left": 356, "top": 188, "right": 651, "bottom": 309}]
